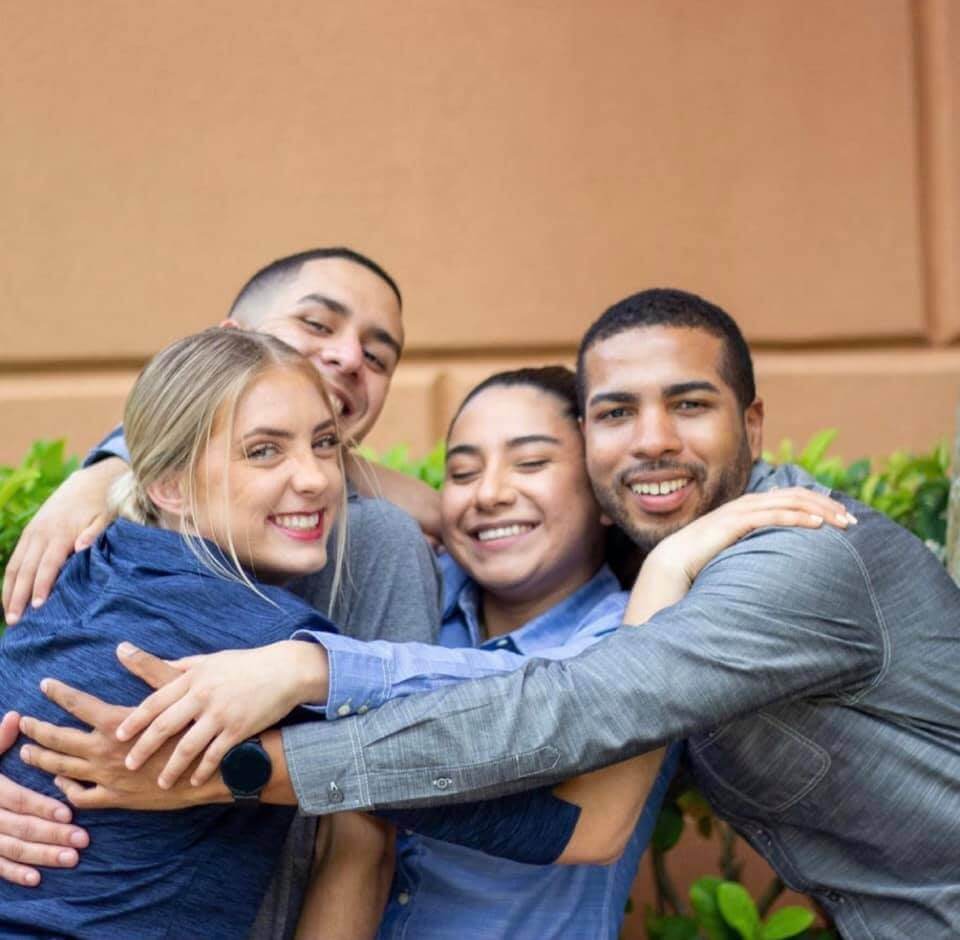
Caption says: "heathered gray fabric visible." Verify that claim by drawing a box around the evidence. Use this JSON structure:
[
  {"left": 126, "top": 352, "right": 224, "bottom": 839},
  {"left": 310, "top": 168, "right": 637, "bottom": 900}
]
[
  {"left": 282, "top": 463, "right": 960, "bottom": 940},
  {"left": 249, "top": 493, "right": 441, "bottom": 940}
]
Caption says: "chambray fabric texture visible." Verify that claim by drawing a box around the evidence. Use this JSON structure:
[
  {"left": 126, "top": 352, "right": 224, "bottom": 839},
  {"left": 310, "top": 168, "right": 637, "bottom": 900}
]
[
  {"left": 282, "top": 462, "right": 960, "bottom": 940},
  {"left": 375, "top": 557, "right": 679, "bottom": 940},
  {"left": 0, "top": 520, "right": 339, "bottom": 939}
]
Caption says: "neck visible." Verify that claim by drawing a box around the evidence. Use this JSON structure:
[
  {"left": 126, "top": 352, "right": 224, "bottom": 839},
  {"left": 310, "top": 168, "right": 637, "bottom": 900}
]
[{"left": 479, "top": 562, "right": 603, "bottom": 639}]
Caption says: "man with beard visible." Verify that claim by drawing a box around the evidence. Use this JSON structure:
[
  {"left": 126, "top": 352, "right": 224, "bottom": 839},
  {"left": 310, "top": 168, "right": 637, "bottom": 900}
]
[{"left": 17, "top": 289, "right": 960, "bottom": 938}]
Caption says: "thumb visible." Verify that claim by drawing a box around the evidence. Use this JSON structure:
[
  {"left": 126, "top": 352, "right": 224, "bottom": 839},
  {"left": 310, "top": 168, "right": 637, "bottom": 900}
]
[{"left": 116, "top": 642, "right": 182, "bottom": 690}]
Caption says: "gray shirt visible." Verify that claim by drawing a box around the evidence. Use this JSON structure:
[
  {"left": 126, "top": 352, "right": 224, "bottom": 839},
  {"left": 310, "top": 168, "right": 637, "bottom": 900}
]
[
  {"left": 280, "top": 462, "right": 960, "bottom": 940},
  {"left": 250, "top": 491, "right": 441, "bottom": 940}
]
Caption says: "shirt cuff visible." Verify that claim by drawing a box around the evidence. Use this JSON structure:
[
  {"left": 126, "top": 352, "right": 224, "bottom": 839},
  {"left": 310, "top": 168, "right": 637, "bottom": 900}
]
[
  {"left": 282, "top": 717, "right": 374, "bottom": 815},
  {"left": 291, "top": 628, "right": 391, "bottom": 718}
]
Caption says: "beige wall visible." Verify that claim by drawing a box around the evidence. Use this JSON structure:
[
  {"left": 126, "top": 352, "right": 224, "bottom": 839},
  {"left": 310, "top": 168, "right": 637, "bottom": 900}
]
[{"left": 2, "top": 0, "right": 959, "bottom": 467}]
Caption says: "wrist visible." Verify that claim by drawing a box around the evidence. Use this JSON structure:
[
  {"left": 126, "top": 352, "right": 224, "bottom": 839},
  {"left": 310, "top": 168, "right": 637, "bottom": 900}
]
[
  {"left": 260, "top": 729, "right": 296, "bottom": 805},
  {"left": 284, "top": 640, "right": 329, "bottom": 706}
]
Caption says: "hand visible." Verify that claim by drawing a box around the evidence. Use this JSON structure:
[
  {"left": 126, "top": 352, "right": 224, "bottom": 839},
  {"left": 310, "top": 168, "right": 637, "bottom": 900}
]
[
  {"left": 3, "top": 458, "right": 125, "bottom": 625},
  {"left": 18, "top": 677, "right": 228, "bottom": 812},
  {"left": 0, "top": 711, "right": 89, "bottom": 886},
  {"left": 647, "top": 487, "right": 855, "bottom": 585},
  {"left": 114, "top": 640, "right": 328, "bottom": 789}
]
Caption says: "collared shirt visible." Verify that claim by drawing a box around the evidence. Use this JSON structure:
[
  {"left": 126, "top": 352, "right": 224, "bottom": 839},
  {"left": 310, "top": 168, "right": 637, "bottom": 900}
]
[
  {"left": 0, "top": 520, "right": 338, "bottom": 939},
  {"left": 282, "top": 462, "right": 960, "bottom": 940},
  {"left": 304, "top": 557, "right": 678, "bottom": 939}
]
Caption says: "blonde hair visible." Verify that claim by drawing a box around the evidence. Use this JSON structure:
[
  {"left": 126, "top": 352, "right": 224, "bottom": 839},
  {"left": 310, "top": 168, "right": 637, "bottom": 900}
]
[{"left": 111, "top": 327, "right": 347, "bottom": 606}]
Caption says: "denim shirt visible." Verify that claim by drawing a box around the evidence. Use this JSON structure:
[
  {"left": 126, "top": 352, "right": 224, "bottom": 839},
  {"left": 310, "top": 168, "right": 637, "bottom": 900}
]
[
  {"left": 283, "top": 462, "right": 960, "bottom": 939},
  {"left": 0, "top": 520, "right": 338, "bottom": 939},
  {"left": 304, "top": 557, "right": 677, "bottom": 938}
]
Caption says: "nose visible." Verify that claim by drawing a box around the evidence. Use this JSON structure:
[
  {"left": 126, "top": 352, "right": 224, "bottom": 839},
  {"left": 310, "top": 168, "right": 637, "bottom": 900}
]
[
  {"left": 318, "top": 331, "right": 364, "bottom": 374},
  {"left": 631, "top": 406, "right": 682, "bottom": 460},
  {"left": 290, "top": 450, "right": 333, "bottom": 496},
  {"left": 474, "top": 463, "right": 516, "bottom": 512}
]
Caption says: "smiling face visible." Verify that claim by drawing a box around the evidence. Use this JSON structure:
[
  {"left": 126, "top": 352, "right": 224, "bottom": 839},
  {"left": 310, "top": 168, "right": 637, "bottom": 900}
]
[
  {"left": 582, "top": 326, "right": 763, "bottom": 554},
  {"left": 442, "top": 384, "right": 607, "bottom": 611},
  {"left": 228, "top": 257, "right": 404, "bottom": 444},
  {"left": 188, "top": 365, "right": 345, "bottom": 584}
]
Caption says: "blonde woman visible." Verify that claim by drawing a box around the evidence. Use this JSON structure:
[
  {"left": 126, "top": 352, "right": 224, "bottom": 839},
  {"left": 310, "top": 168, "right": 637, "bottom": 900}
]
[{"left": 0, "top": 328, "right": 363, "bottom": 938}]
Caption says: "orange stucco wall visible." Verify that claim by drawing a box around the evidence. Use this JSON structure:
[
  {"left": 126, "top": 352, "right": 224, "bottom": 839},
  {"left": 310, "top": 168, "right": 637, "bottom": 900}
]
[{"left": 2, "top": 1, "right": 958, "bottom": 931}]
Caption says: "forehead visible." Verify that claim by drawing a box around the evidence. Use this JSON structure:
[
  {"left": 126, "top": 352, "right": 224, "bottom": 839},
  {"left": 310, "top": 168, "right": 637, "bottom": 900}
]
[
  {"left": 231, "top": 366, "right": 331, "bottom": 427},
  {"left": 450, "top": 385, "right": 578, "bottom": 449},
  {"left": 274, "top": 257, "right": 403, "bottom": 341},
  {"left": 583, "top": 326, "right": 729, "bottom": 399}
]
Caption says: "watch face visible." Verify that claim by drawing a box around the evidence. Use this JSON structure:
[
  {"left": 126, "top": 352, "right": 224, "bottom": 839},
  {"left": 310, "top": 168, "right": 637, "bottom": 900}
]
[{"left": 221, "top": 740, "right": 272, "bottom": 796}]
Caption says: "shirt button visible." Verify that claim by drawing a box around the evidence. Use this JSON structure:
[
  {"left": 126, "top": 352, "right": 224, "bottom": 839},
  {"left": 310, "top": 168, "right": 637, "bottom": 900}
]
[
  {"left": 357, "top": 705, "right": 369, "bottom": 714},
  {"left": 495, "top": 638, "right": 509, "bottom": 648},
  {"left": 327, "top": 782, "right": 344, "bottom": 804},
  {"left": 336, "top": 704, "right": 352, "bottom": 717},
  {"left": 432, "top": 776, "right": 453, "bottom": 790},
  {"left": 397, "top": 892, "right": 411, "bottom": 906}
]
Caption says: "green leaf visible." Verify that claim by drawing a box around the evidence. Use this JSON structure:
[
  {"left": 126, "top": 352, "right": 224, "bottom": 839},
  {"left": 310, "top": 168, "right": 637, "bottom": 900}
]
[
  {"left": 798, "top": 429, "right": 838, "bottom": 471},
  {"left": 690, "top": 876, "right": 733, "bottom": 940},
  {"left": 717, "top": 882, "right": 761, "bottom": 940},
  {"left": 760, "top": 906, "right": 815, "bottom": 939},
  {"left": 651, "top": 803, "right": 685, "bottom": 852}
]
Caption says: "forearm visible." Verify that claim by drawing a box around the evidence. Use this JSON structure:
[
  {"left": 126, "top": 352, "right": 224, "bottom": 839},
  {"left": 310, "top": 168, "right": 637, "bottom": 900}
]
[{"left": 282, "top": 531, "right": 880, "bottom": 812}]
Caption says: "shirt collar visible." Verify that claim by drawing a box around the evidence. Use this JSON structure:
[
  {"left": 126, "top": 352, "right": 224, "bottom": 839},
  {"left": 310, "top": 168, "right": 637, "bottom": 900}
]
[{"left": 441, "top": 555, "right": 623, "bottom": 654}]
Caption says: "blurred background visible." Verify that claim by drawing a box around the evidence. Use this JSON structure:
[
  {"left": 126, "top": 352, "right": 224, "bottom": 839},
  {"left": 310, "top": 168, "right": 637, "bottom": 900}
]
[
  {"left": 2, "top": 2, "right": 958, "bottom": 933},
  {"left": 2, "top": 0, "right": 958, "bottom": 467}
]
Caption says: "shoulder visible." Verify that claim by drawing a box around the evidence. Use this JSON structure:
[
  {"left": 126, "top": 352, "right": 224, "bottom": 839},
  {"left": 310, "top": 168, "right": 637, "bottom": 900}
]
[{"left": 345, "top": 494, "right": 428, "bottom": 546}]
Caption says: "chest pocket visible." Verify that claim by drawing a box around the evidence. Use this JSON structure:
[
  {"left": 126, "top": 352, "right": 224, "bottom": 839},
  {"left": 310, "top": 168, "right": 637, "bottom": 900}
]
[{"left": 690, "top": 712, "right": 830, "bottom": 816}]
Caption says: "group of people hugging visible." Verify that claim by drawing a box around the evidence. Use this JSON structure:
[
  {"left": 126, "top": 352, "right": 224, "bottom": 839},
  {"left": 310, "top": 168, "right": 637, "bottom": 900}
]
[{"left": 0, "top": 247, "right": 958, "bottom": 940}]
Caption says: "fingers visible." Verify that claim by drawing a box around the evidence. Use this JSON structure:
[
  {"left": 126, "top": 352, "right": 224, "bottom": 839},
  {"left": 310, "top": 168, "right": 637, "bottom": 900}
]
[
  {"left": 116, "top": 675, "right": 190, "bottom": 743},
  {"left": 3, "top": 534, "right": 64, "bottom": 626},
  {"left": 156, "top": 718, "right": 223, "bottom": 788},
  {"left": 19, "top": 744, "right": 91, "bottom": 783},
  {"left": 0, "top": 712, "right": 20, "bottom": 753},
  {"left": 74, "top": 513, "right": 109, "bottom": 552},
  {"left": 0, "top": 856, "right": 44, "bottom": 887},
  {"left": 19, "top": 715, "right": 96, "bottom": 760},
  {"left": 0, "top": 809, "right": 88, "bottom": 852},
  {"left": 40, "top": 678, "right": 124, "bottom": 730},
  {"left": 189, "top": 731, "right": 237, "bottom": 788},
  {"left": 117, "top": 643, "right": 183, "bottom": 691},
  {"left": 0, "top": 831, "right": 81, "bottom": 872},
  {"left": 52, "top": 777, "right": 111, "bottom": 811},
  {"left": 0, "top": 761, "right": 75, "bottom": 824},
  {"left": 124, "top": 692, "right": 201, "bottom": 772},
  {"left": 30, "top": 538, "right": 78, "bottom": 611}
]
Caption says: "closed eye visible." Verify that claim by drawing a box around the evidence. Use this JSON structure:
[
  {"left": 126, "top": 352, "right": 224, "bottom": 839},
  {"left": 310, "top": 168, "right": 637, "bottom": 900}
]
[{"left": 301, "top": 317, "right": 333, "bottom": 335}]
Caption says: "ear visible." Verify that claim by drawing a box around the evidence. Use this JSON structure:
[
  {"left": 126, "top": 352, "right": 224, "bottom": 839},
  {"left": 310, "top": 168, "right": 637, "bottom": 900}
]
[
  {"left": 145, "top": 476, "right": 187, "bottom": 519},
  {"left": 744, "top": 397, "right": 764, "bottom": 460},
  {"left": 218, "top": 317, "right": 243, "bottom": 330}
]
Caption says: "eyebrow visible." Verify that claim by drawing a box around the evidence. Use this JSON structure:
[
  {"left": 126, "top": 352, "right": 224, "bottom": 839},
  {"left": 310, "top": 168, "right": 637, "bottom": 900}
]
[
  {"left": 242, "top": 418, "right": 336, "bottom": 440},
  {"left": 445, "top": 434, "right": 561, "bottom": 461},
  {"left": 296, "top": 293, "right": 402, "bottom": 359},
  {"left": 588, "top": 381, "right": 721, "bottom": 408}
]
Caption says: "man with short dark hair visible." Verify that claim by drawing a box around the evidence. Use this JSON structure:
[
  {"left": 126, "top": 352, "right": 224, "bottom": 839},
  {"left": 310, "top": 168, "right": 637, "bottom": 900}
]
[
  {"left": 215, "top": 287, "right": 958, "bottom": 939},
  {"left": 0, "top": 247, "right": 442, "bottom": 925}
]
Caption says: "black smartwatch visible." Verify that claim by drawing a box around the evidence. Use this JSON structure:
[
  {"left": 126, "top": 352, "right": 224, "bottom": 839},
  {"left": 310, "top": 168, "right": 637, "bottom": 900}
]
[{"left": 221, "top": 736, "right": 272, "bottom": 804}]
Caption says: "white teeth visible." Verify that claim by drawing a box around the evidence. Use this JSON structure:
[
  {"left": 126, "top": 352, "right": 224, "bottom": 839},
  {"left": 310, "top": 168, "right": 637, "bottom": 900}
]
[
  {"left": 629, "top": 479, "right": 689, "bottom": 496},
  {"left": 273, "top": 512, "right": 320, "bottom": 529},
  {"left": 332, "top": 397, "right": 346, "bottom": 416},
  {"left": 476, "top": 523, "right": 534, "bottom": 542}
]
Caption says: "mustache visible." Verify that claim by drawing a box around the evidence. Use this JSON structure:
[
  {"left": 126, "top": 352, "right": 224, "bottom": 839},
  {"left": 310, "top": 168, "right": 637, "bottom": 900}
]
[{"left": 616, "top": 460, "right": 706, "bottom": 486}]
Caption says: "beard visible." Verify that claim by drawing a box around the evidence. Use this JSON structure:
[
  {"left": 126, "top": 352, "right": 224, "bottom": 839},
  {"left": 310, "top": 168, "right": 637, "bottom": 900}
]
[{"left": 592, "top": 435, "right": 755, "bottom": 557}]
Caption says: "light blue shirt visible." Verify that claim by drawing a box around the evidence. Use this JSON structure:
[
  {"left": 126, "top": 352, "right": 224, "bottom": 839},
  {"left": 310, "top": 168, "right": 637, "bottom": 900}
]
[{"left": 301, "top": 555, "right": 678, "bottom": 939}]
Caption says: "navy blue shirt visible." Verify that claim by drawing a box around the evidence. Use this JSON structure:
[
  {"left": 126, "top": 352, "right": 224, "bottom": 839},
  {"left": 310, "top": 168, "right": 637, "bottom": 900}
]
[{"left": 0, "top": 520, "right": 338, "bottom": 939}]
